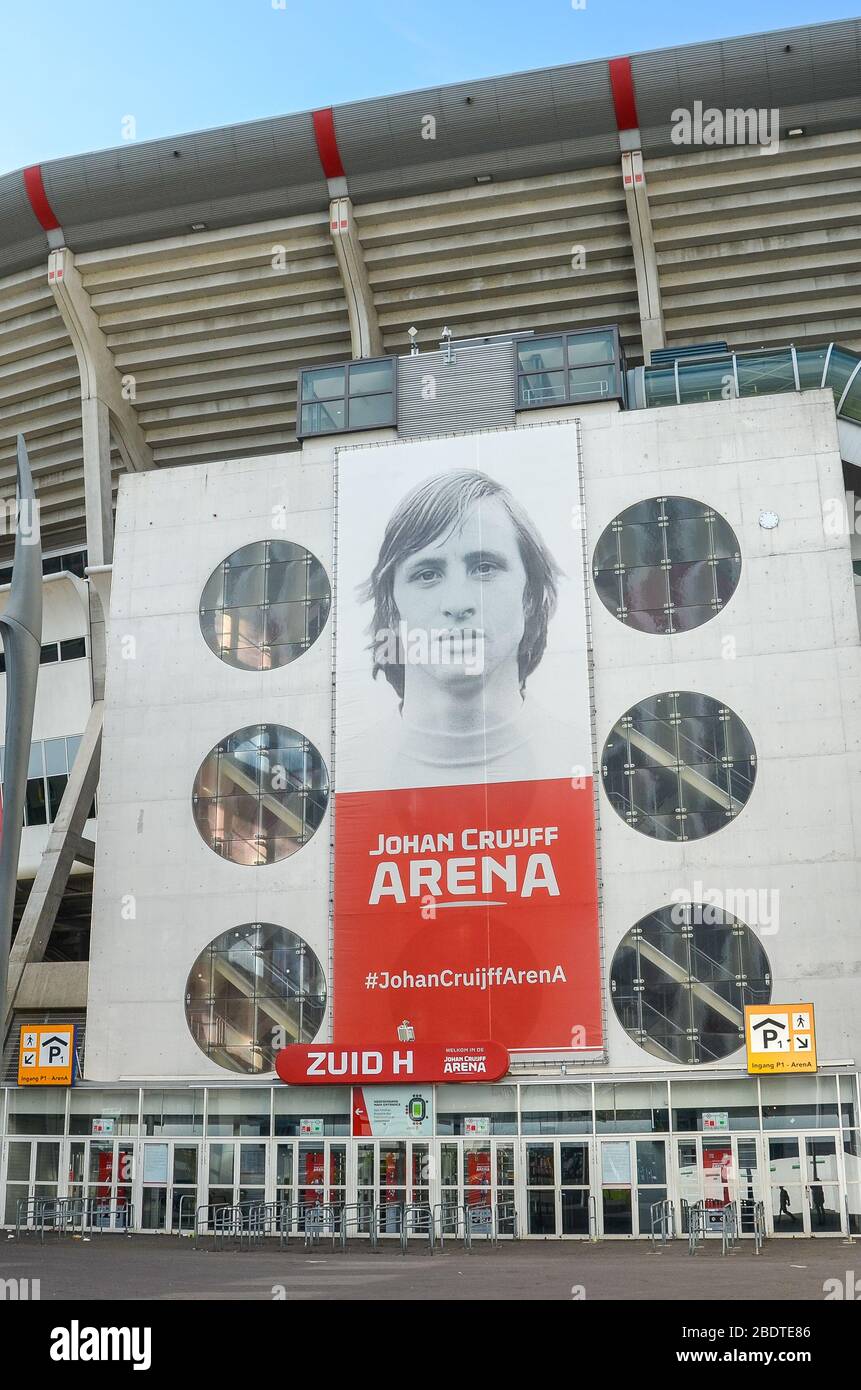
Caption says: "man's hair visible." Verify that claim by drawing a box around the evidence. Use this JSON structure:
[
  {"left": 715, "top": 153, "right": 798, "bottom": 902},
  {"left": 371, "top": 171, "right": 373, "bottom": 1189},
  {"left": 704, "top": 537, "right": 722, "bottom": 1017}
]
[{"left": 359, "top": 468, "right": 561, "bottom": 700}]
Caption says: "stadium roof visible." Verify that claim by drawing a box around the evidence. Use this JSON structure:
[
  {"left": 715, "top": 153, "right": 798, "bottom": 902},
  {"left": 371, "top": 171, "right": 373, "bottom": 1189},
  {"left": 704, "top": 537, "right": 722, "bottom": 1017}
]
[{"left": 3, "top": 18, "right": 861, "bottom": 277}]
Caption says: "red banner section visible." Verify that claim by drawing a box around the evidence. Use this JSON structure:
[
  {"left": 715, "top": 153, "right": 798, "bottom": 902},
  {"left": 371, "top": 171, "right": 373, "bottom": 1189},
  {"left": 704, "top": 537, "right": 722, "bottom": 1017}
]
[
  {"left": 333, "top": 777, "right": 602, "bottom": 1052},
  {"left": 276, "top": 1041, "right": 509, "bottom": 1085}
]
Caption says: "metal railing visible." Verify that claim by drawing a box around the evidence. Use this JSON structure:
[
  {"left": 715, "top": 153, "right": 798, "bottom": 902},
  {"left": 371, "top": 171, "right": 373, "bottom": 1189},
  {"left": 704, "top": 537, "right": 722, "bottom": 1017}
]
[
  {"left": 15, "top": 1195, "right": 135, "bottom": 1242},
  {"left": 753, "top": 1200, "right": 766, "bottom": 1255},
  {"left": 720, "top": 1202, "right": 739, "bottom": 1256},
  {"left": 687, "top": 1201, "right": 707, "bottom": 1254},
  {"left": 588, "top": 1193, "right": 598, "bottom": 1242},
  {"left": 400, "top": 1202, "right": 434, "bottom": 1254},
  {"left": 337, "top": 1201, "right": 378, "bottom": 1251},
  {"left": 649, "top": 1198, "right": 675, "bottom": 1248}
]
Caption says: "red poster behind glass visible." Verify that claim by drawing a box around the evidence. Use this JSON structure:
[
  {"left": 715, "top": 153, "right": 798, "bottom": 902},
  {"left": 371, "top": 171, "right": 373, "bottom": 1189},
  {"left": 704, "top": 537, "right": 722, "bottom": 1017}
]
[{"left": 333, "top": 429, "right": 602, "bottom": 1053}]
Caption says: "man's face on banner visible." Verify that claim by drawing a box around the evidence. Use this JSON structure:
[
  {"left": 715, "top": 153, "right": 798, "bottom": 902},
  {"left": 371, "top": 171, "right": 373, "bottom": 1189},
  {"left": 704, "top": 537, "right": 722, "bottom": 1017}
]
[{"left": 391, "top": 496, "right": 527, "bottom": 688}]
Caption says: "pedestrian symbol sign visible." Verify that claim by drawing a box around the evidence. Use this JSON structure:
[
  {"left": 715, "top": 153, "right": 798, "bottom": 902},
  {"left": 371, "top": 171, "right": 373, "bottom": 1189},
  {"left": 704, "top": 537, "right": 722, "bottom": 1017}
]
[
  {"left": 744, "top": 1004, "right": 817, "bottom": 1074},
  {"left": 17, "top": 1024, "right": 76, "bottom": 1086}
]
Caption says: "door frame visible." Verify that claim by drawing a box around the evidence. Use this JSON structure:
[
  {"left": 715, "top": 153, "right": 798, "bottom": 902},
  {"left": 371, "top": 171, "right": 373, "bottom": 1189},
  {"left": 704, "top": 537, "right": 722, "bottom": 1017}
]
[{"left": 766, "top": 1130, "right": 846, "bottom": 1237}]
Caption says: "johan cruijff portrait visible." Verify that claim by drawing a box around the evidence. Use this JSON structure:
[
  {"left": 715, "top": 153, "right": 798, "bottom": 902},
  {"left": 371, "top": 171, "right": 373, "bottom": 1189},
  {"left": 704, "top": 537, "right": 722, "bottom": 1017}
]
[{"left": 354, "top": 466, "right": 578, "bottom": 790}]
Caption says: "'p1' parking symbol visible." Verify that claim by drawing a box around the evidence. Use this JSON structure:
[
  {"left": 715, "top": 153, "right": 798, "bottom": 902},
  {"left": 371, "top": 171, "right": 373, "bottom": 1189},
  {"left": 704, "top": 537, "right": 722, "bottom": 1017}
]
[{"left": 39, "top": 1033, "right": 71, "bottom": 1068}]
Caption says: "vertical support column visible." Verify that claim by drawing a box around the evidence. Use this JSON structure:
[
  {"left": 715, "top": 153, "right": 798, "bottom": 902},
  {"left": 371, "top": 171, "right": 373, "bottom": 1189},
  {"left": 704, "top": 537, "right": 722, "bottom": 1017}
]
[
  {"left": 81, "top": 395, "right": 114, "bottom": 567},
  {"left": 621, "top": 151, "right": 666, "bottom": 363},
  {"left": 311, "top": 108, "right": 382, "bottom": 361},
  {"left": 329, "top": 196, "right": 383, "bottom": 360},
  {"left": 609, "top": 56, "right": 666, "bottom": 363}
]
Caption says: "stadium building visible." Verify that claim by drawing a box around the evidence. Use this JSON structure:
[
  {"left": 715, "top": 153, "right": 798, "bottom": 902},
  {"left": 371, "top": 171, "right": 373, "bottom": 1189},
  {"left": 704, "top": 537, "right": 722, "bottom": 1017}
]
[{"left": 1, "top": 17, "right": 861, "bottom": 1241}]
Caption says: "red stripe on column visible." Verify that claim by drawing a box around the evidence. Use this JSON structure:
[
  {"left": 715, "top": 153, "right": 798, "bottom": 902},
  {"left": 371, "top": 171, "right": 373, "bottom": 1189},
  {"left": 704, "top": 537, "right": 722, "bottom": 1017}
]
[
  {"left": 23, "top": 165, "right": 61, "bottom": 231},
  {"left": 312, "top": 108, "right": 346, "bottom": 179},
  {"left": 608, "top": 57, "right": 639, "bottom": 132}
]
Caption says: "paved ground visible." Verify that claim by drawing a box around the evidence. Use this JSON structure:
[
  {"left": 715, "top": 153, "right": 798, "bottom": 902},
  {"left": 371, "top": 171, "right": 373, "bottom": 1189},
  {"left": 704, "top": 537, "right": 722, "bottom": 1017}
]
[{"left": 1, "top": 1233, "right": 857, "bottom": 1300}]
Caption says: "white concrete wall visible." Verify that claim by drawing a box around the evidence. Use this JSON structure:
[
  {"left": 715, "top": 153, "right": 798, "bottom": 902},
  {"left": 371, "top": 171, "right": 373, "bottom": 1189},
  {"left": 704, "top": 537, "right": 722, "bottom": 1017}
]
[
  {"left": 586, "top": 388, "right": 861, "bottom": 1069},
  {"left": 85, "top": 390, "right": 861, "bottom": 1080},
  {"left": 85, "top": 430, "right": 394, "bottom": 1082},
  {"left": 0, "top": 572, "right": 95, "bottom": 876}
]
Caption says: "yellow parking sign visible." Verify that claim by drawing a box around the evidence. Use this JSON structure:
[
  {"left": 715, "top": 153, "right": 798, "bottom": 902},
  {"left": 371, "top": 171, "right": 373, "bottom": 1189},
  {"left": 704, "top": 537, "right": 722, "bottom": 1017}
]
[
  {"left": 17, "top": 1024, "right": 76, "bottom": 1086},
  {"left": 745, "top": 1003, "right": 816, "bottom": 1074}
]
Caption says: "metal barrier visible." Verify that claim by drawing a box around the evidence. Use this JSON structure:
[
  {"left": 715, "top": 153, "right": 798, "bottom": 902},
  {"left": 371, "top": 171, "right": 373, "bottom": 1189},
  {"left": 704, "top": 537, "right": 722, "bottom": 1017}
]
[
  {"left": 432, "top": 1200, "right": 466, "bottom": 1248},
  {"left": 400, "top": 1203, "right": 434, "bottom": 1255},
  {"left": 687, "top": 1201, "right": 706, "bottom": 1254},
  {"left": 495, "top": 1200, "right": 518, "bottom": 1241},
  {"left": 337, "top": 1202, "right": 378, "bottom": 1251},
  {"left": 843, "top": 1194, "right": 857, "bottom": 1245},
  {"left": 753, "top": 1200, "right": 766, "bottom": 1255},
  {"left": 588, "top": 1194, "right": 598, "bottom": 1242},
  {"left": 16, "top": 1194, "right": 135, "bottom": 1242},
  {"left": 465, "top": 1202, "right": 495, "bottom": 1247},
  {"left": 649, "top": 1199, "right": 675, "bottom": 1248},
  {"left": 720, "top": 1202, "right": 739, "bottom": 1256},
  {"left": 176, "top": 1192, "right": 198, "bottom": 1235}
]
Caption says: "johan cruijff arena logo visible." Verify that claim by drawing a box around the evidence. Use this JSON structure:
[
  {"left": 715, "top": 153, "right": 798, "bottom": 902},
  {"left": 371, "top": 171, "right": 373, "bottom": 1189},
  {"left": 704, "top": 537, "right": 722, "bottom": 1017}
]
[{"left": 332, "top": 429, "right": 602, "bottom": 1052}]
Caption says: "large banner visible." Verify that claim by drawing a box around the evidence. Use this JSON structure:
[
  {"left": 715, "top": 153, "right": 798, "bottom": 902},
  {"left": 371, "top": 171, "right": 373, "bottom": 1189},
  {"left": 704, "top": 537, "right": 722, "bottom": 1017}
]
[{"left": 333, "top": 427, "right": 602, "bottom": 1052}]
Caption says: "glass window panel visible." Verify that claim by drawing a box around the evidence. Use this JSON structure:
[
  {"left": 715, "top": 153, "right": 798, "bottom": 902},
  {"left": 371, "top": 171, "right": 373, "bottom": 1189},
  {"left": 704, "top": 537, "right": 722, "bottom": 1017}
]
[
  {"left": 348, "top": 360, "right": 394, "bottom": 394},
  {"left": 7, "top": 1142, "right": 32, "bottom": 1181},
  {"left": 643, "top": 369, "right": 678, "bottom": 406},
  {"left": 188, "top": 925, "right": 327, "bottom": 1075},
  {"left": 677, "top": 359, "right": 734, "bottom": 404},
  {"left": 617, "top": 523, "right": 665, "bottom": 569},
  {"left": 668, "top": 561, "right": 716, "bottom": 608},
  {"left": 594, "top": 499, "right": 740, "bottom": 635},
  {"left": 348, "top": 393, "right": 394, "bottom": 429},
  {"left": 568, "top": 364, "right": 617, "bottom": 400},
  {"left": 517, "top": 337, "right": 564, "bottom": 373},
  {"left": 567, "top": 329, "right": 615, "bottom": 365},
  {"left": 518, "top": 371, "right": 565, "bottom": 406},
  {"left": 44, "top": 738, "right": 68, "bottom": 777},
  {"left": 192, "top": 724, "right": 329, "bottom": 867},
  {"left": 526, "top": 1144, "right": 555, "bottom": 1186},
  {"left": 25, "top": 777, "right": 48, "bottom": 825},
  {"left": 300, "top": 401, "right": 345, "bottom": 435},
  {"left": 301, "top": 365, "right": 345, "bottom": 401},
  {"left": 60, "top": 637, "right": 87, "bottom": 661},
  {"left": 200, "top": 543, "right": 330, "bottom": 671},
  {"left": 47, "top": 774, "right": 68, "bottom": 821},
  {"left": 612, "top": 909, "right": 771, "bottom": 1066},
  {"left": 736, "top": 350, "right": 795, "bottom": 398}
]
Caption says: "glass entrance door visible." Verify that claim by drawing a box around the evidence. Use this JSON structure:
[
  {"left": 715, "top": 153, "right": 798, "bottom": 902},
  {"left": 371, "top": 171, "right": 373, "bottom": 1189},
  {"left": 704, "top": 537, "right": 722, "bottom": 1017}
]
[
  {"left": 356, "top": 1140, "right": 429, "bottom": 1234},
  {"left": 2, "top": 1140, "right": 61, "bottom": 1228},
  {"left": 675, "top": 1135, "right": 762, "bottom": 1236},
  {"left": 203, "top": 1140, "right": 270, "bottom": 1227},
  {"left": 598, "top": 1139, "right": 668, "bottom": 1237},
  {"left": 274, "top": 1139, "right": 346, "bottom": 1225},
  {"left": 439, "top": 1140, "right": 517, "bottom": 1235},
  {"left": 768, "top": 1134, "right": 845, "bottom": 1236},
  {"left": 135, "top": 1141, "right": 200, "bottom": 1231},
  {"left": 68, "top": 1138, "right": 134, "bottom": 1229},
  {"left": 523, "top": 1140, "right": 590, "bottom": 1236}
]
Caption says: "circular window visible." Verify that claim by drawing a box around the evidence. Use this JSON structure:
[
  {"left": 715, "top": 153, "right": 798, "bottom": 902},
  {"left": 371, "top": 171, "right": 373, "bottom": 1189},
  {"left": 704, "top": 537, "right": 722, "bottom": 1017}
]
[
  {"left": 192, "top": 723, "right": 329, "bottom": 865},
  {"left": 593, "top": 497, "right": 740, "bottom": 634},
  {"left": 610, "top": 904, "right": 771, "bottom": 1064},
  {"left": 602, "top": 691, "right": 756, "bottom": 841},
  {"left": 185, "top": 923, "right": 326, "bottom": 1074},
  {"left": 200, "top": 540, "right": 331, "bottom": 670}
]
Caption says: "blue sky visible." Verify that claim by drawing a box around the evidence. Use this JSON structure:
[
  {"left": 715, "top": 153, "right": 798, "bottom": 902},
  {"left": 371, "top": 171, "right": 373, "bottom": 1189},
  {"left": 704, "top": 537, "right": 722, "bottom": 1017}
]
[{"left": 1, "top": 0, "right": 857, "bottom": 175}]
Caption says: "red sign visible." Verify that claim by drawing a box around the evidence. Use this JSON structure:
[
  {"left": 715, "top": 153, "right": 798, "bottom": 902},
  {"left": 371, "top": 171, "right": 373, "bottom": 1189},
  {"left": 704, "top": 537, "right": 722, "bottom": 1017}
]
[
  {"left": 276, "top": 1041, "right": 509, "bottom": 1085},
  {"left": 334, "top": 780, "right": 602, "bottom": 1051}
]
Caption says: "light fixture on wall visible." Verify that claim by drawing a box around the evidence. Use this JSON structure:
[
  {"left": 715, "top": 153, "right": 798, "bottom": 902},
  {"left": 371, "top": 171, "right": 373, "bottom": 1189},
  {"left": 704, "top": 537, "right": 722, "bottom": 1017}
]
[{"left": 758, "top": 510, "right": 780, "bottom": 530}]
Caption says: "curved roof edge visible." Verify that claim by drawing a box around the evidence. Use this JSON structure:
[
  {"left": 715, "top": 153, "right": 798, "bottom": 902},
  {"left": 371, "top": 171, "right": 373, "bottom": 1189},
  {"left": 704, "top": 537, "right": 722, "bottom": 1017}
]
[{"left": 1, "top": 16, "right": 859, "bottom": 278}]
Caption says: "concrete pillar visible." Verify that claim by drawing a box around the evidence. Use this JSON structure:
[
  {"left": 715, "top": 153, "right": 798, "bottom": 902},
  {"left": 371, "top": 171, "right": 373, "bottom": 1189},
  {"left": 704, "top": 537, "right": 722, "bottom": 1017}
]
[
  {"left": 329, "top": 196, "right": 383, "bottom": 359},
  {"left": 621, "top": 151, "right": 666, "bottom": 362}
]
